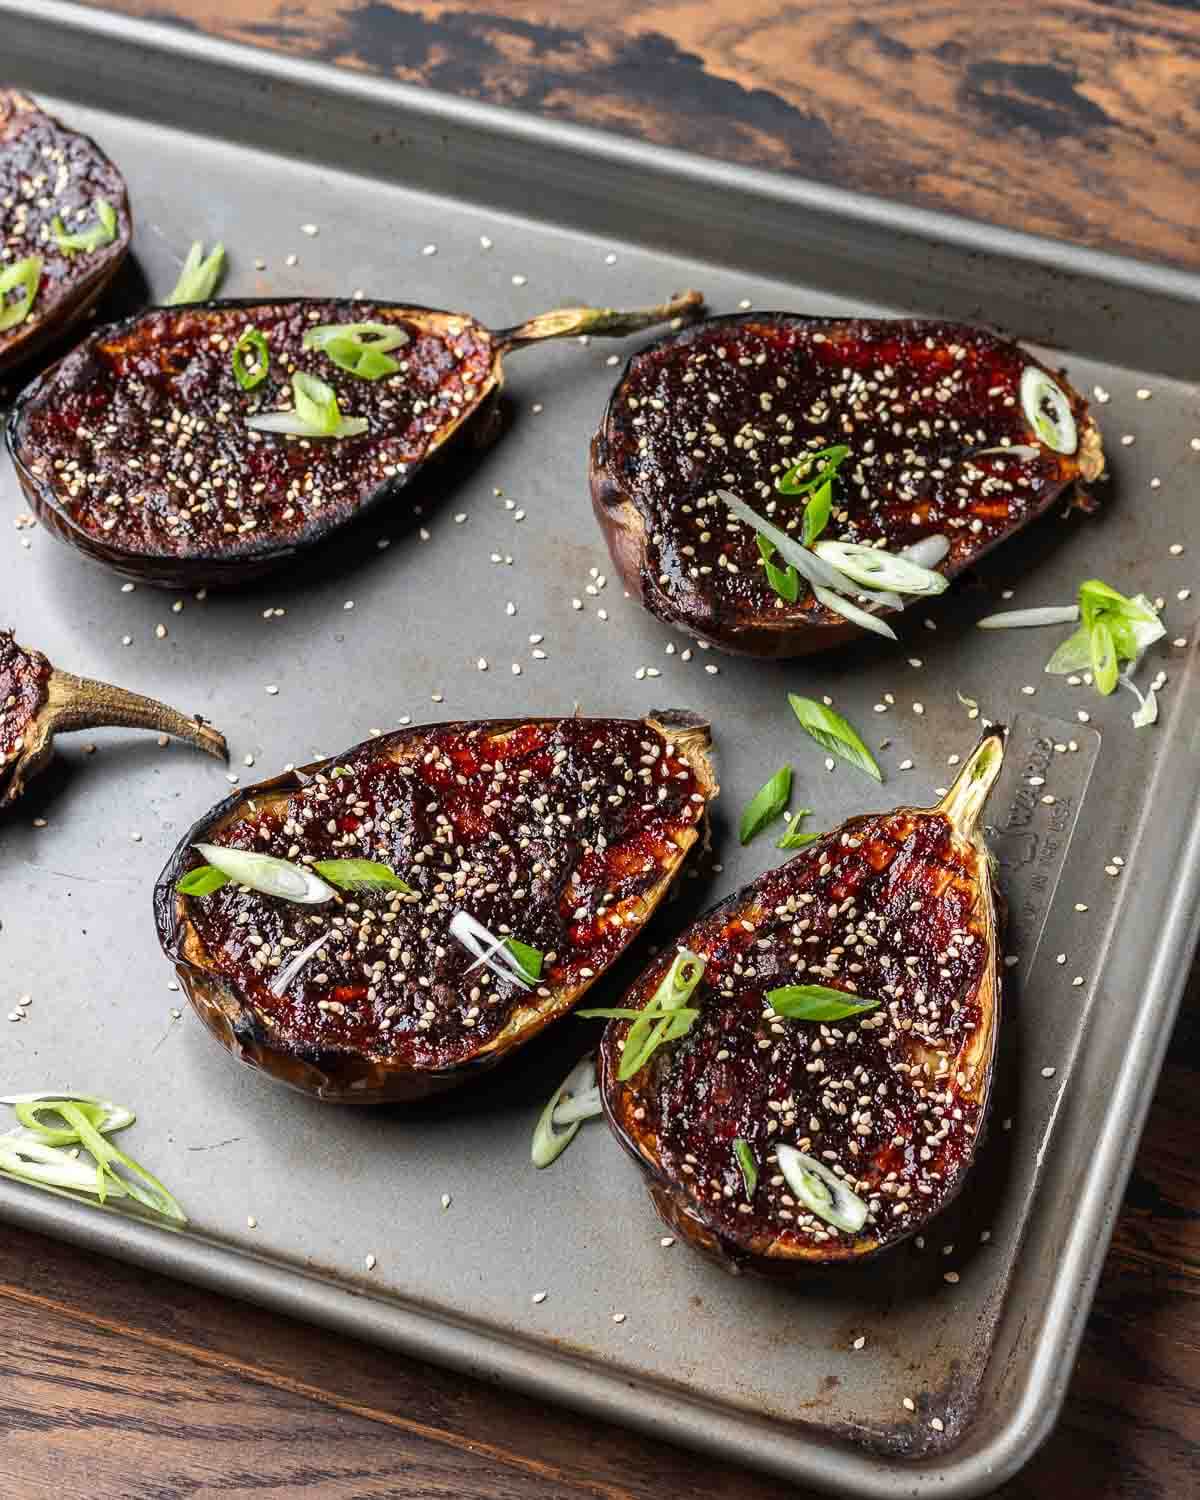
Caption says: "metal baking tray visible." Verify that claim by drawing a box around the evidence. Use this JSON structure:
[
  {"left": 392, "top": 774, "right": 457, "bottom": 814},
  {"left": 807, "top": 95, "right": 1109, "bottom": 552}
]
[{"left": 4, "top": 5, "right": 1200, "bottom": 1495}]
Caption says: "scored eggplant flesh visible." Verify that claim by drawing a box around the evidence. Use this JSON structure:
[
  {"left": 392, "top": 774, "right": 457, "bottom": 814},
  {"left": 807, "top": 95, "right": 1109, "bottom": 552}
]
[
  {"left": 1, "top": 628, "right": 228, "bottom": 810},
  {"left": 8, "top": 291, "right": 702, "bottom": 589},
  {"left": 591, "top": 314, "right": 1104, "bottom": 656},
  {"left": 599, "top": 729, "right": 1005, "bottom": 1272},
  {"left": 155, "top": 712, "right": 718, "bottom": 1102},
  {"left": 0, "top": 91, "right": 131, "bottom": 374}
]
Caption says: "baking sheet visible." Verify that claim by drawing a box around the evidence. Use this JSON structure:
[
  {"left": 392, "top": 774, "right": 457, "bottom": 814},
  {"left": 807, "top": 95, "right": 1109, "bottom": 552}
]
[{"left": 3, "top": 6, "right": 1200, "bottom": 1497}]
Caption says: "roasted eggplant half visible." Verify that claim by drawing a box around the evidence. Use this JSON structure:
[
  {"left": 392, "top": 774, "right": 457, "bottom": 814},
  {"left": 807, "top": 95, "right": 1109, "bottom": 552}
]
[
  {"left": 591, "top": 314, "right": 1104, "bottom": 656},
  {"left": 8, "top": 290, "right": 701, "bottom": 588},
  {"left": 1, "top": 628, "right": 227, "bottom": 810},
  {"left": 0, "top": 91, "right": 131, "bottom": 374},
  {"left": 598, "top": 728, "right": 1005, "bottom": 1272},
  {"left": 155, "top": 712, "right": 718, "bottom": 1102}
]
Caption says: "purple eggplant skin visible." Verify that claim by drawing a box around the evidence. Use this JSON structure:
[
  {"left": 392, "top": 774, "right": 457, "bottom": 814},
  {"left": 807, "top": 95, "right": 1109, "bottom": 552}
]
[
  {"left": 591, "top": 313, "right": 1104, "bottom": 657},
  {"left": 0, "top": 91, "right": 132, "bottom": 375},
  {"left": 8, "top": 290, "right": 704, "bottom": 590}
]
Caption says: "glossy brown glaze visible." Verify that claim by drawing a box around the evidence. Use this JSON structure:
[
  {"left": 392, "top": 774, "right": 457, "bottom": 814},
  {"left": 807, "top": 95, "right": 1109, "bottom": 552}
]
[
  {"left": 601, "top": 737, "right": 1003, "bottom": 1271},
  {"left": 155, "top": 712, "right": 717, "bottom": 1101},
  {"left": 0, "top": 91, "right": 131, "bottom": 373},
  {"left": 7, "top": 299, "right": 500, "bottom": 586},
  {"left": 0, "top": 630, "right": 51, "bottom": 799},
  {"left": 591, "top": 314, "right": 1103, "bottom": 656}
]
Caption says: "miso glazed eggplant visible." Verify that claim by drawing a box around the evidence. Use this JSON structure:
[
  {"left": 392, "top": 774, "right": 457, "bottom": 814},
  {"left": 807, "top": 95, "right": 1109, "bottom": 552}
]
[
  {"left": 591, "top": 314, "right": 1105, "bottom": 656},
  {"left": 0, "top": 629, "right": 227, "bottom": 810},
  {"left": 0, "top": 91, "right": 131, "bottom": 373},
  {"left": 154, "top": 713, "right": 717, "bottom": 1102},
  {"left": 598, "top": 728, "right": 1005, "bottom": 1272},
  {"left": 8, "top": 289, "right": 702, "bottom": 588}
]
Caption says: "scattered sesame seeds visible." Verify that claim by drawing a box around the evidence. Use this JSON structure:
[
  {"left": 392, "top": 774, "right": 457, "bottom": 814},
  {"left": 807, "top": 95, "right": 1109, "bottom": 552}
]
[
  {"left": 511, "top": 273, "right": 527, "bottom": 287},
  {"left": 421, "top": 243, "right": 437, "bottom": 256},
  {"left": 1041, "top": 1066, "right": 1057, "bottom": 1079},
  {"left": 300, "top": 223, "right": 319, "bottom": 237},
  {"left": 531, "top": 1290, "right": 548, "bottom": 1304},
  {"left": 364, "top": 1253, "right": 377, "bottom": 1270},
  {"left": 1169, "top": 543, "right": 1185, "bottom": 556},
  {"left": 265, "top": 684, "right": 279, "bottom": 696},
  {"left": 611, "top": 1312, "right": 626, "bottom": 1324},
  {"left": 660, "top": 1236, "right": 675, "bottom": 1248},
  {"left": 943, "top": 1271, "right": 960, "bottom": 1284},
  {"left": 902, "top": 1397, "right": 916, "bottom": 1412},
  {"left": 247, "top": 1215, "right": 258, "bottom": 1229},
  {"left": 479, "top": 235, "right": 493, "bottom": 250},
  {"left": 1136, "top": 387, "right": 1152, "bottom": 401}
]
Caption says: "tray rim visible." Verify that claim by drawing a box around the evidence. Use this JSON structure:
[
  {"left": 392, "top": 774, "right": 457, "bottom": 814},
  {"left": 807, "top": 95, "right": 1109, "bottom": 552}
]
[{"left": 3, "top": 4, "right": 1200, "bottom": 1495}]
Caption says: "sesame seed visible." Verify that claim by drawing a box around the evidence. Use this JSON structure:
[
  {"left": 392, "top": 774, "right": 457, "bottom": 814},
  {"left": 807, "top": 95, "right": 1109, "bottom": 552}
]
[
  {"left": 612, "top": 1312, "right": 626, "bottom": 1324},
  {"left": 902, "top": 1397, "right": 915, "bottom": 1412},
  {"left": 441, "top": 1194, "right": 452, "bottom": 1209},
  {"left": 265, "top": 685, "right": 279, "bottom": 696},
  {"left": 364, "top": 1253, "right": 377, "bottom": 1270},
  {"left": 247, "top": 1216, "right": 258, "bottom": 1229},
  {"left": 532, "top": 1290, "right": 548, "bottom": 1304},
  {"left": 943, "top": 1271, "right": 959, "bottom": 1284},
  {"left": 660, "top": 1236, "right": 675, "bottom": 1248},
  {"left": 511, "top": 273, "right": 527, "bottom": 287},
  {"left": 479, "top": 235, "right": 493, "bottom": 250},
  {"left": 1041, "top": 1066, "right": 1057, "bottom": 1078},
  {"left": 422, "top": 243, "right": 437, "bottom": 256}
]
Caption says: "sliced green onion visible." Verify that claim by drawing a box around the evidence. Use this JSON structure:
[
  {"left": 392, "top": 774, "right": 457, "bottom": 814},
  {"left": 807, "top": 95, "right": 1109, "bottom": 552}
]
[
  {"left": 776, "top": 1144, "right": 868, "bottom": 1233},
  {"left": 734, "top": 1138, "right": 758, "bottom": 1198},
  {"left": 777, "top": 809, "right": 818, "bottom": 850},
  {"left": 1089, "top": 617, "right": 1119, "bottom": 695},
  {"left": 716, "top": 488, "right": 863, "bottom": 597},
  {"left": 0, "top": 1134, "right": 129, "bottom": 1198},
  {"left": 756, "top": 534, "right": 799, "bottom": 603},
  {"left": 449, "top": 910, "right": 534, "bottom": 992},
  {"left": 614, "top": 949, "right": 706, "bottom": 1082},
  {"left": 232, "top": 326, "right": 269, "bottom": 390},
  {"left": 2, "top": 1092, "right": 135, "bottom": 1145},
  {"left": 802, "top": 479, "right": 833, "bottom": 545},
  {"left": 165, "top": 241, "right": 225, "bottom": 305},
  {"left": 0, "top": 256, "right": 42, "bottom": 332},
  {"left": 51, "top": 198, "right": 117, "bottom": 255},
  {"left": 811, "top": 582, "right": 898, "bottom": 641},
  {"left": 1043, "top": 625, "right": 1092, "bottom": 676},
  {"left": 304, "top": 321, "right": 409, "bottom": 381},
  {"left": 776, "top": 444, "right": 850, "bottom": 496},
  {"left": 1126, "top": 677, "right": 1159, "bottom": 728},
  {"left": 532, "top": 1056, "right": 598, "bottom": 1167},
  {"left": 56, "top": 1101, "right": 186, "bottom": 1222},
  {"left": 177, "top": 865, "right": 231, "bottom": 897},
  {"left": 504, "top": 938, "right": 544, "bottom": 983},
  {"left": 311, "top": 859, "right": 413, "bottom": 894},
  {"left": 191, "top": 843, "right": 335, "bottom": 904},
  {"left": 812, "top": 540, "right": 948, "bottom": 597},
  {"left": 788, "top": 695, "right": 882, "bottom": 782},
  {"left": 1020, "top": 366, "right": 1077, "bottom": 455},
  {"left": 978, "top": 605, "right": 1080, "bottom": 630},
  {"left": 766, "top": 985, "right": 880, "bottom": 1021},
  {"left": 739, "top": 766, "right": 792, "bottom": 844},
  {"left": 246, "top": 371, "right": 368, "bottom": 440}
]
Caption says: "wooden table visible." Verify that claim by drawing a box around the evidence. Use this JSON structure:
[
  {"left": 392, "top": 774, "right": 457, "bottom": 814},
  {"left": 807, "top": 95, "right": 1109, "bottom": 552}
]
[{"left": 6, "top": 3, "right": 1199, "bottom": 1494}]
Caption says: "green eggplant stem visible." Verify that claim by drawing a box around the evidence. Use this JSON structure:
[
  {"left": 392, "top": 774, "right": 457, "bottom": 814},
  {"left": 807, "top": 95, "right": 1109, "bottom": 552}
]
[{"left": 495, "top": 290, "right": 703, "bottom": 353}]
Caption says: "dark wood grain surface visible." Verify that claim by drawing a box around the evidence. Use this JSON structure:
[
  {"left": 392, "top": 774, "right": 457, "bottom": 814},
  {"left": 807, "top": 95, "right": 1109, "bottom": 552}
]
[{"left": 4, "top": 2, "right": 1199, "bottom": 1496}]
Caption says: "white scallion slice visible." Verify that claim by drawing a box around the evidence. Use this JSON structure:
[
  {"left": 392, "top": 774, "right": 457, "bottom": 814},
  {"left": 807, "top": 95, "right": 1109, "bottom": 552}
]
[
  {"left": 0, "top": 1134, "right": 129, "bottom": 1198},
  {"left": 193, "top": 843, "right": 335, "bottom": 904},
  {"left": 978, "top": 605, "right": 1080, "bottom": 630},
  {"left": 1125, "top": 677, "right": 1159, "bottom": 728},
  {"left": 245, "top": 371, "right": 368, "bottom": 440},
  {"left": 813, "top": 539, "right": 949, "bottom": 596},
  {"left": 532, "top": 1056, "right": 597, "bottom": 1167},
  {"left": 776, "top": 1144, "right": 868, "bottom": 1234},
  {"left": 898, "top": 534, "right": 951, "bottom": 570},
  {"left": 269, "top": 928, "right": 330, "bottom": 997},
  {"left": 449, "top": 911, "right": 534, "bottom": 992},
  {"left": 812, "top": 584, "right": 897, "bottom": 640},
  {"left": 969, "top": 444, "right": 1040, "bottom": 461},
  {"left": 551, "top": 1085, "right": 602, "bottom": 1127},
  {"left": 1020, "top": 367, "right": 1078, "bottom": 455}
]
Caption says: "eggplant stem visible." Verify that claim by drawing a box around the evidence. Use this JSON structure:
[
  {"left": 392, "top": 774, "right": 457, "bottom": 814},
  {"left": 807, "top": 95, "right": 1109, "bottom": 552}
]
[
  {"left": 494, "top": 290, "right": 703, "bottom": 353},
  {"left": 938, "top": 726, "right": 1007, "bottom": 838},
  {"left": 44, "top": 670, "right": 228, "bottom": 762}
]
